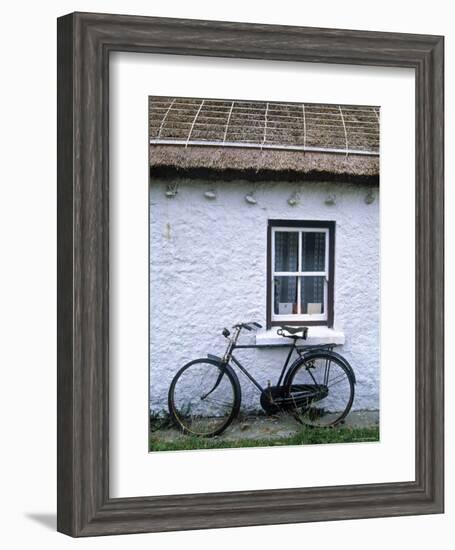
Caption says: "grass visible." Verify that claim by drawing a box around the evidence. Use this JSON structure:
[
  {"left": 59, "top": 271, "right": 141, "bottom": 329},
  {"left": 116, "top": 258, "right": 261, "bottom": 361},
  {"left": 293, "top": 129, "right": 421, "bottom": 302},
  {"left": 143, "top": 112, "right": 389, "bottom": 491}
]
[{"left": 149, "top": 425, "right": 379, "bottom": 452}]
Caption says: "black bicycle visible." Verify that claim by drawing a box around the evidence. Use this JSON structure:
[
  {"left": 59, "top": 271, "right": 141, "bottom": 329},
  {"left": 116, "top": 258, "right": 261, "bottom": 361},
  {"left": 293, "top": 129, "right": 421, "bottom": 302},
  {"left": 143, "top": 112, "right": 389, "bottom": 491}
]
[{"left": 168, "top": 322, "right": 356, "bottom": 437}]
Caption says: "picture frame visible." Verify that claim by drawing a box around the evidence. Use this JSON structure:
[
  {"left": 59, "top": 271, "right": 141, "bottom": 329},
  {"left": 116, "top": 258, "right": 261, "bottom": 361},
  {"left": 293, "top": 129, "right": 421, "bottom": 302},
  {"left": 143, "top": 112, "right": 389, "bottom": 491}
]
[{"left": 57, "top": 12, "right": 444, "bottom": 536}]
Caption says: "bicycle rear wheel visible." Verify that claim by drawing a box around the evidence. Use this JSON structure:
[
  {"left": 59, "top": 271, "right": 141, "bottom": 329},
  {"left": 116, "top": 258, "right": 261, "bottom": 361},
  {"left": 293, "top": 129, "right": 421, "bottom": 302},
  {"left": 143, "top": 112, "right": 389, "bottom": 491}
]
[
  {"left": 286, "top": 353, "right": 355, "bottom": 427},
  {"left": 168, "top": 359, "right": 240, "bottom": 437}
]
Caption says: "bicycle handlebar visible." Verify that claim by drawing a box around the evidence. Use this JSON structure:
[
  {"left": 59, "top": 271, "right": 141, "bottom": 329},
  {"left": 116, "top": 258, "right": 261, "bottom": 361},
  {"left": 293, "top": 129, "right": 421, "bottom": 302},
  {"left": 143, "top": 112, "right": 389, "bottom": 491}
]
[
  {"left": 233, "top": 321, "right": 263, "bottom": 331},
  {"left": 221, "top": 322, "right": 262, "bottom": 338}
]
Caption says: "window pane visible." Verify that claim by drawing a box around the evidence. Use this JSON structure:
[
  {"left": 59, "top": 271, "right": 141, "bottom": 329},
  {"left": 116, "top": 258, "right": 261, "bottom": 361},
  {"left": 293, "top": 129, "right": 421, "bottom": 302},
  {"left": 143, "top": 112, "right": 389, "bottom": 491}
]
[
  {"left": 301, "top": 232, "right": 326, "bottom": 271},
  {"left": 274, "top": 276, "right": 298, "bottom": 315},
  {"left": 275, "top": 231, "right": 298, "bottom": 272},
  {"left": 301, "top": 276, "right": 325, "bottom": 314}
]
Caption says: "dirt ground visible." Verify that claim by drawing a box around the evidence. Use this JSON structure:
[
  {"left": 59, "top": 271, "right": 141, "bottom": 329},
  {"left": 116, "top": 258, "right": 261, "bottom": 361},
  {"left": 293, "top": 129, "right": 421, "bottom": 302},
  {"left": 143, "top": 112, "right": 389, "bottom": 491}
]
[{"left": 152, "top": 410, "right": 379, "bottom": 443}]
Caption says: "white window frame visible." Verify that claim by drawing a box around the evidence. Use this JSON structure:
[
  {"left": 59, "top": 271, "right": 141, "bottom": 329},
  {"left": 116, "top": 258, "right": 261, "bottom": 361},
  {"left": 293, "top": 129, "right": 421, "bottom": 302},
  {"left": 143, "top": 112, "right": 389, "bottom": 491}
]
[{"left": 271, "top": 226, "right": 329, "bottom": 323}]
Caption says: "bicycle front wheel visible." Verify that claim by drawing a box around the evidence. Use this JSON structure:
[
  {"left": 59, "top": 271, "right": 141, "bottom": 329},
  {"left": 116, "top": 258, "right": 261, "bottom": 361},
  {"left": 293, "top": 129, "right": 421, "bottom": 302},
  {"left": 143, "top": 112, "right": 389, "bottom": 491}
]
[
  {"left": 168, "top": 359, "right": 241, "bottom": 437},
  {"left": 286, "top": 353, "right": 355, "bottom": 427}
]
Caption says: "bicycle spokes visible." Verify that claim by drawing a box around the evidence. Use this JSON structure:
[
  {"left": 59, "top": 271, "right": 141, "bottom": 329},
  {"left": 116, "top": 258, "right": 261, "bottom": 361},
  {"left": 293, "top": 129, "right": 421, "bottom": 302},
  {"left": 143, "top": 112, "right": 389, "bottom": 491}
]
[
  {"left": 169, "top": 360, "right": 239, "bottom": 437},
  {"left": 287, "top": 355, "right": 354, "bottom": 427}
]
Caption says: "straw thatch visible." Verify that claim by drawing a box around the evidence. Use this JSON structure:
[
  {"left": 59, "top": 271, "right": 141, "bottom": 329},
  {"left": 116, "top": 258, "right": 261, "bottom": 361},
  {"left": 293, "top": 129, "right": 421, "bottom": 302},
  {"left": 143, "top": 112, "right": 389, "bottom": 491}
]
[
  {"left": 149, "top": 145, "right": 379, "bottom": 184},
  {"left": 149, "top": 97, "right": 380, "bottom": 184}
]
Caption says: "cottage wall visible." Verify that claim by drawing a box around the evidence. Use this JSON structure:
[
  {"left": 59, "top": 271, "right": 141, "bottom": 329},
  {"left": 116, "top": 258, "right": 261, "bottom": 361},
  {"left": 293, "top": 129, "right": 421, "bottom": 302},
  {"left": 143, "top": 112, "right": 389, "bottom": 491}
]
[{"left": 150, "top": 178, "right": 379, "bottom": 414}]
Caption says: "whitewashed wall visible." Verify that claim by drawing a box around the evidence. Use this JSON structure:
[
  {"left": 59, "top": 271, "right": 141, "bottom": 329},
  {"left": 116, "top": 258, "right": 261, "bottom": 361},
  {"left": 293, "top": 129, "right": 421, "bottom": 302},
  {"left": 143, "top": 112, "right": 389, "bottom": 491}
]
[{"left": 150, "top": 178, "right": 379, "bottom": 414}]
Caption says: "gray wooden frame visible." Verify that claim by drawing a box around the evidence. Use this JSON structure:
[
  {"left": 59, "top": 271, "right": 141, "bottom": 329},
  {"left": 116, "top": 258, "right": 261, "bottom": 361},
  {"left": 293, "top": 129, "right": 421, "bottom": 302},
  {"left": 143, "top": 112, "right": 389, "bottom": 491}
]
[{"left": 57, "top": 12, "right": 444, "bottom": 537}]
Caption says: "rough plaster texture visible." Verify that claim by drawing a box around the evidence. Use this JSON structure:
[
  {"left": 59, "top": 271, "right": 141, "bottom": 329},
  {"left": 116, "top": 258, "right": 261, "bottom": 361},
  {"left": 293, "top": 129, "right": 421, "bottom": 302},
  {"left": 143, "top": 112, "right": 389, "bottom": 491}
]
[{"left": 150, "top": 179, "right": 379, "bottom": 414}]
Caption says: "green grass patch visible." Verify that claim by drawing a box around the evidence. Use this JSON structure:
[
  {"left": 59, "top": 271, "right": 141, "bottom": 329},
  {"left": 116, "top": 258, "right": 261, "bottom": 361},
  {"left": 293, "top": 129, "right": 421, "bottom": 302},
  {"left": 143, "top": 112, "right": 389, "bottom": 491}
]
[{"left": 149, "top": 425, "right": 379, "bottom": 452}]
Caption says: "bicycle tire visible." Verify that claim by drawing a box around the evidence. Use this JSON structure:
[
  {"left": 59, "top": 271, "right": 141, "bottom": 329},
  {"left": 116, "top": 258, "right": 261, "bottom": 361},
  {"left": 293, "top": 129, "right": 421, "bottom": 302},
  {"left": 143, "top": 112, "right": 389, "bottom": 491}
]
[
  {"left": 168, "top": 358, "right": 241, "bottom": 437},
  {"left": 285, "top": 351, "right": 355, "bottom": 427}
]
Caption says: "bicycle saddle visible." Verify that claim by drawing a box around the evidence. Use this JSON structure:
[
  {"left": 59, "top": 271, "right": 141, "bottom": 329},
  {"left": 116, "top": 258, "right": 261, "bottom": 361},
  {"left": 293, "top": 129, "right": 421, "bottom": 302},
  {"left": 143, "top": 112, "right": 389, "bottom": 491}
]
[{"left": 277, "top": 326, "right": 308, "bottom": 339}]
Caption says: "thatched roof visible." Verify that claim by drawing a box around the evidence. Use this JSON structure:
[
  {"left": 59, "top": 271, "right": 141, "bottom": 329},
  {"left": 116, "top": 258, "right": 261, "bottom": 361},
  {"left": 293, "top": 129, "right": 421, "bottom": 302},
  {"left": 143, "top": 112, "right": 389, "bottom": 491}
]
[{"left": 149, "top": 97, "right": 379, "bottom": 184}]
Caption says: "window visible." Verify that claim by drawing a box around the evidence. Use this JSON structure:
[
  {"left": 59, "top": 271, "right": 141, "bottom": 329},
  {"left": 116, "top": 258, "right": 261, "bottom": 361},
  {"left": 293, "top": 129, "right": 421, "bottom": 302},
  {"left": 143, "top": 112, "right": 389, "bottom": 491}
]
[{"left": 267, "top": 220, "right": 335, "bottom": 327}]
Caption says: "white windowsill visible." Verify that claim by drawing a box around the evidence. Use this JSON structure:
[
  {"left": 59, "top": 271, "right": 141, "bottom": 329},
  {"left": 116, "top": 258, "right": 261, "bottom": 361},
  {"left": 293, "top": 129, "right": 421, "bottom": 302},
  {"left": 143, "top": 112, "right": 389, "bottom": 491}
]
[{"left": 255, "top": 326, "right": 345, "bottom": 347}]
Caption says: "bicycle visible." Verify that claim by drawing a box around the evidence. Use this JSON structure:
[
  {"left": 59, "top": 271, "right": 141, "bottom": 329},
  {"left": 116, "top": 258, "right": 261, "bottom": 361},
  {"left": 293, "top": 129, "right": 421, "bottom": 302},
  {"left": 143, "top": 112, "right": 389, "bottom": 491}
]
[{"left": 168, "top": 322, "right": 356, "bottom": 437}]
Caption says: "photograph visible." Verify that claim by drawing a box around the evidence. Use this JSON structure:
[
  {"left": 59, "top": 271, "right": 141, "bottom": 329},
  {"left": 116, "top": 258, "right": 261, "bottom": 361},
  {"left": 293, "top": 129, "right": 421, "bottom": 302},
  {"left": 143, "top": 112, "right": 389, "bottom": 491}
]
[{"left": 148, "top": 95, "right": 380, "bottom": 451}]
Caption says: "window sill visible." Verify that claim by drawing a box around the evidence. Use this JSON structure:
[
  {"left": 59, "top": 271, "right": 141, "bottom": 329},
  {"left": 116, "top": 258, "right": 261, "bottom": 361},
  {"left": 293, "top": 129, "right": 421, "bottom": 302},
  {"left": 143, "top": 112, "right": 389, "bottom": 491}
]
[{"left": 255, "top": 326, "right": 345, "bottom": 347}]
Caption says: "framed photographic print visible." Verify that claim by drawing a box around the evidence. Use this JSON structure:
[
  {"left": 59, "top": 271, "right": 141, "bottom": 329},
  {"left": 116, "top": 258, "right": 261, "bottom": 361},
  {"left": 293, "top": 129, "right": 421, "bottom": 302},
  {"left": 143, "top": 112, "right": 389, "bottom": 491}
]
[
  {"left": 148, "top": 95, "right": 380, "bottom": 451},
  {"left": 57, "top": 12, "right": 444, "bottom": 536}
]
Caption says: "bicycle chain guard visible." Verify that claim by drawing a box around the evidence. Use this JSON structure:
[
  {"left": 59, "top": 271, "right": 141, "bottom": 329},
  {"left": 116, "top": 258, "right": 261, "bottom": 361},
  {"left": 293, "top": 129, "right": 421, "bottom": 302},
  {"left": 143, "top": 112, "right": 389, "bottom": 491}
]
[{"left": 260, "top": 386, "right": 290, "bottom": 415}]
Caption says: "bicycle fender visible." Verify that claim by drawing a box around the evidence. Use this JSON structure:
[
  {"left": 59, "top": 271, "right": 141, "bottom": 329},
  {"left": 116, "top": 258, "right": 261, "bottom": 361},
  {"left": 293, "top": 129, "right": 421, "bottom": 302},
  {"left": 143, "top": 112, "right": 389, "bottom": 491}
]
[
  {"left": 284, "top": 350, "right": 356, "bottom": 386},
  {"left": 204, "top": 355, "right": 239, "bottom": 381},
  {"left": 207, "top": 353, "right": 223, "bottom": 363}
]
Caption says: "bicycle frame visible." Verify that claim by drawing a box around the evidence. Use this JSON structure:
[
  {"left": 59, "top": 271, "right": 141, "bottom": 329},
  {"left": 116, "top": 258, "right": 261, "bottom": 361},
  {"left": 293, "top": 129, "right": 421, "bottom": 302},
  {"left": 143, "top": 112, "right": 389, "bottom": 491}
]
[
  {"left": 229, "top": 343, "right": 297, "bottom": 393},
  {"left": 212, "top": 325, "right": 345, "bottom": 398}
]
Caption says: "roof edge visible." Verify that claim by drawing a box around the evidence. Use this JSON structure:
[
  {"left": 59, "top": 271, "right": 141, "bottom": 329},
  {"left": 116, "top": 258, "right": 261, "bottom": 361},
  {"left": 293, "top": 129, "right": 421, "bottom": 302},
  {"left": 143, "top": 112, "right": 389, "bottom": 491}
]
[{"left": 149, "top": 164, "right": 379, "bottom": 185}]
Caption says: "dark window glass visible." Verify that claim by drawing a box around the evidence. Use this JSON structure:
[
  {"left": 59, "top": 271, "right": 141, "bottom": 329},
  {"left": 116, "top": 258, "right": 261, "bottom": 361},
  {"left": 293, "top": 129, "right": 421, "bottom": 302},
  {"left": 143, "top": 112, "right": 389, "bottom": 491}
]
[
  {"left": 275, "top": 232, "right": 298, "bottom": 272},
  {"left": 300, "top": 276, "right": 325, "bottom": 314},
  {"left": 274, "top": 276, "right": 298, "bottom": 315},
  {"left": 301, "top": 232, "right": 326, "bottom": 271}
]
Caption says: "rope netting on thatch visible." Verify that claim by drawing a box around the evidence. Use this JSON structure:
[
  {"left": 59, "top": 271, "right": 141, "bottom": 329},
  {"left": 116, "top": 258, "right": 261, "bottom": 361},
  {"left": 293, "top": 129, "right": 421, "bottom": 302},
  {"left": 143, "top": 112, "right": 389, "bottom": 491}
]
[{"left": 149, "top": 97, "right": 380, "bottom": 156}]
